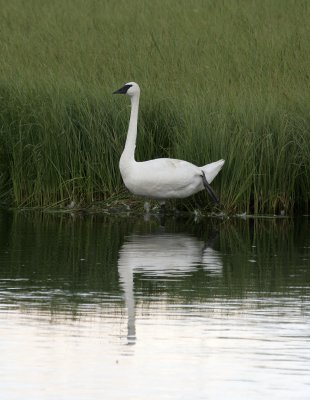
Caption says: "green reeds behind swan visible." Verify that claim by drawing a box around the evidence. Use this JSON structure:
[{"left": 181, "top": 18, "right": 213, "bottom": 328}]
[{"left": 0, "top": 0, "right": 309, "bottom": 213}]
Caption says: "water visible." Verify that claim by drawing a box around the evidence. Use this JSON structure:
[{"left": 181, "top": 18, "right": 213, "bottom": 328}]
[{"left": 0, "top": 211, "right": 309, "bottom": 399}]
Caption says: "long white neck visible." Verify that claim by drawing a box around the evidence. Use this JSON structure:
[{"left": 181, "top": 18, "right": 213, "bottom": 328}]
[{"left": 122, "top": 92, "right": 140, "bottom": 162}]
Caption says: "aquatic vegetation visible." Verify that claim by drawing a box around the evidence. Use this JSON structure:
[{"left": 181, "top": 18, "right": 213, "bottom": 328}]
[{"left": 0, "top": 0, "right": 309, "bottom": 213}]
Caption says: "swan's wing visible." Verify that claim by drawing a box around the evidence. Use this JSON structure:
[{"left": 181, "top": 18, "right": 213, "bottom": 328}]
[
  {"left": 142, "top": 158, "right": 199, "bottom": 172},
  {"left": 138, "top": 158, "right": 200, "bottom": 182},
  {"left": 127, "top": 158, "right": 202, "bottom": 198},
  {"left": 160, "top": 158, "right": 193, "bottom": 169}
]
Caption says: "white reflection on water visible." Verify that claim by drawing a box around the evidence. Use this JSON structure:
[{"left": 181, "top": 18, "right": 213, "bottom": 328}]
[
  {"left": 0, "top": 218, "right": 310, "bottom": 400},
  {"left": 118, "top": 232, "right": 222, "bottom": 343},
  {"left": 118, "top": 232, "right": 222, "bottom": 277}
]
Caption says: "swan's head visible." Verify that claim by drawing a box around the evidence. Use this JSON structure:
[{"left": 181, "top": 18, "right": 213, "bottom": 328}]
[{"left": 113, "top": 82, "right": 140, "bottom": 97}]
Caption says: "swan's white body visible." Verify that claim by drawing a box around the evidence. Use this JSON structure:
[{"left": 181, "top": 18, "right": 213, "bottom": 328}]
[{"left": 115, "top": 82, "right": 224, "bottom": 201}]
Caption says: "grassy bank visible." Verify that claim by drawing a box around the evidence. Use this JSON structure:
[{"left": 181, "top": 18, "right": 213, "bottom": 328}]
[{"left": 0, "top": 0, "right": 309, "bottom": 213}]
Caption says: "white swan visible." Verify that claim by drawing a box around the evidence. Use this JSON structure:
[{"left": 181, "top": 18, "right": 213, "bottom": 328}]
[{"left": 113, "top": 82, "right": 225, "bottom": 204}]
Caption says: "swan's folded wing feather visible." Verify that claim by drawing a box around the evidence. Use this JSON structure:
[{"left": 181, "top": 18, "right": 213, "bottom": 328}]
[{"left": 127, "top": 158, "right": 202, "bottom": 198}]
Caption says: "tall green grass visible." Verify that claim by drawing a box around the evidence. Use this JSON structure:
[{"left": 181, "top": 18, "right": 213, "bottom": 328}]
[{"left": 0, "top": 0, "right": 309, "bottom": 213}]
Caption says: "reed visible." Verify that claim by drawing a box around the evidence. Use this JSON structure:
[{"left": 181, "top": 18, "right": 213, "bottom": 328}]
[{"left": 0, "top": 0, "right": 309, "bottom": 213}]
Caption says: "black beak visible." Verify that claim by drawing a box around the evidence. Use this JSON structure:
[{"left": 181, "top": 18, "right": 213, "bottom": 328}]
[{"left": 113, "top": 84, "right": 132, "bottom": 95}]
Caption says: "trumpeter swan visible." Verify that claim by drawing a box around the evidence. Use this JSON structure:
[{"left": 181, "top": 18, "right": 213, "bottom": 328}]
[{"left": 113, "top": 82, "right": 224, "bottom": 205}]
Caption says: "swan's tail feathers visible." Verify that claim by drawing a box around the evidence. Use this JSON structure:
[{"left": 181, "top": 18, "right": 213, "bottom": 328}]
[{"left": 201, "top": 159, "right": 225, "bottom": 184}]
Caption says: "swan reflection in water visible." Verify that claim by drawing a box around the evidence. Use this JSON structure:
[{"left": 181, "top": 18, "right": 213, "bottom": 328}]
[{"left": 117, "top": 230, "right": 223, "bottom": 344}]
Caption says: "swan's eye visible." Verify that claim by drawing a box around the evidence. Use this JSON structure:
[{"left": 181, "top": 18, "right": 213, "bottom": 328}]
[{"left": 123, "top": 84, "right": 133, "bottom": 92}]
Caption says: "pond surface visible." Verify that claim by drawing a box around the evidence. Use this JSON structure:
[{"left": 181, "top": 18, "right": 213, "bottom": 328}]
[{"left": 0, "top": 211, "right": 309, "bottom": 399}]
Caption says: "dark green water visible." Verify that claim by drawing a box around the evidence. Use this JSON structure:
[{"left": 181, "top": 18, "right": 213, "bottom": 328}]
[{"left": 0, "top": 211, "right": 309, "bottom": 399}]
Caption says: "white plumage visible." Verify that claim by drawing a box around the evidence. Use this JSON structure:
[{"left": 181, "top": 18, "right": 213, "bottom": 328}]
[{"left": 114, "top": 82, "right": 224, "bottom": 202}]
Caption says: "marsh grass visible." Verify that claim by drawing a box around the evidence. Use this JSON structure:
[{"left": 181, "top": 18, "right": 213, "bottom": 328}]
[{"left": 0, "top": 0, "right": 309, "bottom": 213}]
